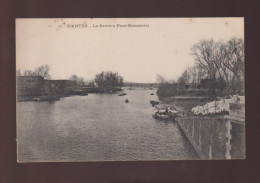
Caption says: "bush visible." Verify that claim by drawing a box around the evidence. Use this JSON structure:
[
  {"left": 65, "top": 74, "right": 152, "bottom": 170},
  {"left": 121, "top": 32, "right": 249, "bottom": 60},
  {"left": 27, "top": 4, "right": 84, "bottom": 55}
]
[{"left": 156, "top": 82, "right": 178, "bottom": 97}]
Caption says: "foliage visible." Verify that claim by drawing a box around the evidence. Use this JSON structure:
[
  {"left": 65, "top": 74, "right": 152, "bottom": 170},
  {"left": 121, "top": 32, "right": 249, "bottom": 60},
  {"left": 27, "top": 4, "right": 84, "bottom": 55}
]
[
  {"left": 156, "top": 75, "right": 178, "bottom": 97},
  {"left": 69, "top": 75, "right": 85, "bottom": 85},
  {"left": 35, "top": 65, "right": 51, "bottom": 80},
  {"left": 94, "top": 71, "right": 124, "bottom": 92},
  {"left": 177, "top": 38, "right": 244, "bottom": 95},
  {"left": 23, "top": 64, "right": 51, "bottom": 79},
  {"left": 156, "top": 37, "right": 244, "bottom": 97},
  {"left": 156, "top": 82, "right": 178, "bottom": 97}
]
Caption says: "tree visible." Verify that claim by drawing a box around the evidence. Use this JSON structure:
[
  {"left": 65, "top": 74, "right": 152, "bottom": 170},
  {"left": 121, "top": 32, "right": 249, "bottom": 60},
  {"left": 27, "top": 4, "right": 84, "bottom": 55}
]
[
  {"left": 177, "top": 76, "right": 186, "bottom": 93},
  {"left": 22, "top": 65, "right": 51, "bottom": 79},
  {"left": 190, "top": 38, "right": 244, "bottom": 95},
  {"left": 222, "top": 38, "right": 244, "bottom": 79},
  {"left": 86, "top": 80, "right": 95, "bottom": 88},
  {"left": 156, "top": 74, "right": 166, "bottom": 84},
  {"left": 175, "top": 67, "right": 193, "bottom": 93},
  {"left": 24, "top": 69, "right": 36, "bottom": 76},
  {"left": 191, "top": 39, "right": 219, "bottom": 79},
  {"left": 94, "top": 71, "right": 124, "bottom": 92},
  {"left": 182, "top": 69, "right": 191, "bottom": 84},
  {"left": 156, "top": 74, "right": 178, "bottom": 97},
  {"left": 155, "top": 38, "right": 244, "bottom": 97},
  {"left": 69, "top": 75, "right": 85, "bottom": 85},
  {"left": 34, "top": 65, "right": 51, "bottom": 79},
  {"left": 69, "top": 75, "right": 78, "bottom": 81}
]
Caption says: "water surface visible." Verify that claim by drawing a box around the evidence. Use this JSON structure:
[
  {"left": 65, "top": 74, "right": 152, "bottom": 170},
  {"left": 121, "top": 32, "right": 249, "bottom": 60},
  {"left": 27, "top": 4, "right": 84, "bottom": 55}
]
[{"left": 17, "top": 88, "right": 198, "bottom": 161}]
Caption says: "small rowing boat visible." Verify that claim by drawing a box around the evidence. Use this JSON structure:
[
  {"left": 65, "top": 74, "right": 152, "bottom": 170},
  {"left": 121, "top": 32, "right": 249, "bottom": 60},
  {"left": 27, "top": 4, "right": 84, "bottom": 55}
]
[{"left": 153, "top": 108, "right": 178, "bottom": 120}]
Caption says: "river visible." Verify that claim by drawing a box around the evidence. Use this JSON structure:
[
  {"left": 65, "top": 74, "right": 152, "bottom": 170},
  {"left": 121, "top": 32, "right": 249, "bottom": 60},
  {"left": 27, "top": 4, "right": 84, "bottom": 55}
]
[{"left": 17, "top": 88, "right": 198, "bottom": 162}]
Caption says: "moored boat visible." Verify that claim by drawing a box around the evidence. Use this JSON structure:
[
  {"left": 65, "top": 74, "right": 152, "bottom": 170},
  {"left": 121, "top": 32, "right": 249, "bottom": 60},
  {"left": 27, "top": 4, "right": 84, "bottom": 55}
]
[
  {"left": 33, "top": 97, "right": 40, "bottom": 101},
  {"left": 153, "top": 108, "right": 178, "bottom": 120},
  {"left": 79, "top": 93, "right": 88, "bottom": 96},
  {"left": 150, "top": 100, "right": 159, "bottom": 106},
  {"left": 118, "top": 92, "right": 127, "bottom": 96}
]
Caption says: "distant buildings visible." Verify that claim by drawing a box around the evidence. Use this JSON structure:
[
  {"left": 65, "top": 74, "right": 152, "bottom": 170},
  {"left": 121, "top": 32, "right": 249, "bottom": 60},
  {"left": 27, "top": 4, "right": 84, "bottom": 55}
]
[
  {"left": 17, "top": 76, "right": 79, "bottom": 101},
  {"left": 48, "top": 80, "right": 78, "bottom": 95},
  {"left": 17, "top": 76, "right": 50, "bottom": 98}
]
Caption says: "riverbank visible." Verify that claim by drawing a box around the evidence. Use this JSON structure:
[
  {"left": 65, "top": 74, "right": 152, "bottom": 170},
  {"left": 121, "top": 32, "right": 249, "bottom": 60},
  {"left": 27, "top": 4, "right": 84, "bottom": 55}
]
[
  {"left": 17, "top": 95, "right": 61, "bottom": 102},
  {"left": 17, "top": 88, "right": 124, "bottom": 102},
  {"left": 156, "top": 95, "right": 209, "bottom": 116}
]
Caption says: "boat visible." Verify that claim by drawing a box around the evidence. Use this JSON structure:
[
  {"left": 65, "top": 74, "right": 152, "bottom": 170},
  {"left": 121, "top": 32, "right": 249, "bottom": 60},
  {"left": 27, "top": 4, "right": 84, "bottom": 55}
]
[
  {"left": 150, "top": 93, "right": 154, "bottom": 95},
  {"left": 150, "top": 100, "right": 159, "bottom": 107},
  {"left": 118, "top": 92, "right": 127, "bottom": 96},
  {"left": 79, "top": 93, "right": 88, "bottom": 96},
  {"left": 33, "top": 97, "right": 40, "bottom": 101},
  {"left": 153, "top": 108, "right": 178, "bottom": 120},
  {"left": 125, "top": 98, "right": 129, "bottom": 103}
]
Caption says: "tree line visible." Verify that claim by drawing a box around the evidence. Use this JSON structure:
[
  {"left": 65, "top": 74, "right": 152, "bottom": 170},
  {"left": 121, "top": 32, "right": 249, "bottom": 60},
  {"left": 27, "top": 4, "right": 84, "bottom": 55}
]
[
  {"left": 18, "top": 64, "right": 51, "bottom": 80},
  {"left": 17, "top": 65, "right": 124, "bottom": 93},
  {"left": 69, "top": 71, "right": 124, "bottom": 92},
  {"left": 157, "top": 37, "right": 245, "bottom": 97}
]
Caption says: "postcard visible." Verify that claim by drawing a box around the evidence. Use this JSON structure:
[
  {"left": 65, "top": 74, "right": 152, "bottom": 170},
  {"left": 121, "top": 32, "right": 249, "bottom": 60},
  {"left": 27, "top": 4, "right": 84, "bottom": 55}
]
[{"left": 16, "top": 18, "right": 245, "bottom": 162}]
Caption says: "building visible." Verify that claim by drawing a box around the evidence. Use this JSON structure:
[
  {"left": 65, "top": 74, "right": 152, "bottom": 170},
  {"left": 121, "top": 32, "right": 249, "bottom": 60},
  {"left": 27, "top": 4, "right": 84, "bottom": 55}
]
[
  {"left": 17, "top": 76, "right": 79, "bottom": 101},
  {"left": 17, "top": 76, "right": 51, "bottom": 97},
  {"left": 48, "top": 80, "right": 78, "bottom": 95}
]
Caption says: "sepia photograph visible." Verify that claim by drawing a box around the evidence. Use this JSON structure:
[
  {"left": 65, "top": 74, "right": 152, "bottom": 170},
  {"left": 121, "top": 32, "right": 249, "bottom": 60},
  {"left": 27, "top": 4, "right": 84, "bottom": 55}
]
[{"left": 16, "top": 18, "right": 245, "bottom": 162}]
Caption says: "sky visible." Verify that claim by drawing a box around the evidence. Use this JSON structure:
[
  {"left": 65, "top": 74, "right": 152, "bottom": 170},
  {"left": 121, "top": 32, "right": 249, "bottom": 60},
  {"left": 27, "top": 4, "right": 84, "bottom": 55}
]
[{"left": 16, "top": 18, "right": 244, "bottom": 83}]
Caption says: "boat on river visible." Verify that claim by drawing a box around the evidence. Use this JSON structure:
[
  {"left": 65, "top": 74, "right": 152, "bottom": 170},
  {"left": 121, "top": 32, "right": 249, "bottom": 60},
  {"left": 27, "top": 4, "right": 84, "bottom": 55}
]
[
  {"left": 150, "top": 100, "right": 159, "bottom": 107},
  {"left": 79, "top": 93, "right": 88, "bottom": 96},
  {"left": 118, "top": 92, "right": 127, "bottom": 96},
  {"left": 33, "top": 97, "right": 40, "bottom": 101},
  {"left": 153, "top": 108, "right": 178, "bottom": 120}
]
